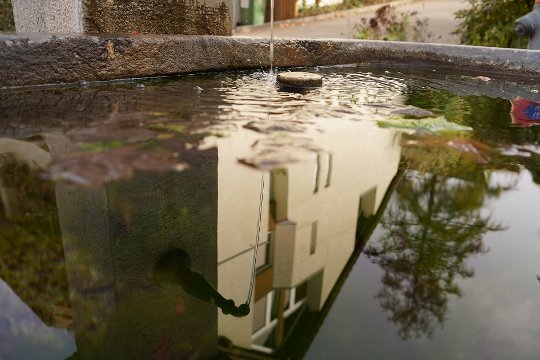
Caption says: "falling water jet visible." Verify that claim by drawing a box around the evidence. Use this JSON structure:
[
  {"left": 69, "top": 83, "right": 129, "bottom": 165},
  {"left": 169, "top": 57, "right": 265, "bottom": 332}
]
[
  {"left": 269, "top": 0, "right": 275, "bottom": 73},
  {"left": 267, "top": 9, "right": 322, "bottom": 92}
]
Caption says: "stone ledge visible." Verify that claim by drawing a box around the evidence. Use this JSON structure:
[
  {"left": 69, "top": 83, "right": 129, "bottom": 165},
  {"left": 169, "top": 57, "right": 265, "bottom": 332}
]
[{"left": 1, "top": 34, "right": 540, "bottom": 87}]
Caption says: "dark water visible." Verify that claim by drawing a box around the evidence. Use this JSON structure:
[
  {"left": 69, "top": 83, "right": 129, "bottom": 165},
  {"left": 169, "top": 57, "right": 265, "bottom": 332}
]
[{"left": 0, "top": 66, "right": 539, "bottom": 359}]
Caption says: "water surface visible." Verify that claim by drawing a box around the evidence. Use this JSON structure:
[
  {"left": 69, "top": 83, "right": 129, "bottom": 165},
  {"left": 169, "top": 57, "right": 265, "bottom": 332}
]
[{"left": 0, "top": 66, "right": 539, "bottom": 359}]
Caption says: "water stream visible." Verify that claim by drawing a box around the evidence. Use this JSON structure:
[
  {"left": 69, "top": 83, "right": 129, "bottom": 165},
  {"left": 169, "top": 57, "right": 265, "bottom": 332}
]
[{"left": 269, "top": 0, "right": 275, "bottom": 72}]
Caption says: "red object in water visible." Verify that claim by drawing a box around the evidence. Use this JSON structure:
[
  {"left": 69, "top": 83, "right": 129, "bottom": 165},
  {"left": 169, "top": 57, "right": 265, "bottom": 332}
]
[{"left": 510, "top": 97, "right": 540, "bottom": 127}]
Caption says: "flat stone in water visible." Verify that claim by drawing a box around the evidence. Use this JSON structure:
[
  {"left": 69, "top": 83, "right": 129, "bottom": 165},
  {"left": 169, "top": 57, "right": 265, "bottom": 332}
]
[
  {"left": 391, "top": 105, "right": 435, "bottom": 118},
  {"left": 277, "top": 72, "right": 323, "bottom": 88}
]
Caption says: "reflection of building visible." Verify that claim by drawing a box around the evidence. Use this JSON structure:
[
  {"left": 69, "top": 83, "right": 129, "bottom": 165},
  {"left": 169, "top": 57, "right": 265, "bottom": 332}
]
[
  {"left": 216, "top": 118, "right": 401, "bottom": 356},
  {"left": 0, "top": 117, "right": 400, "bottom": 359},
  {"left": 54, "top": 146, "right": 220, "bottom": 360}
]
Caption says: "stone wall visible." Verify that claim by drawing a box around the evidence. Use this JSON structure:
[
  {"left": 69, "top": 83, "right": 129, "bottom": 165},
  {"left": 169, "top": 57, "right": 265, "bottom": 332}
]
[
  {"left": 82, "top": 0, "right": 232, "bottom": 35},
  {"left": 11, "top": 0, "right": 232, "bottom": 35},
  {"left": 11, "top": 0, "right": 83, "bottom": 32},
  {"left": 2, "top": 35, "right": 540, "bottom": 90}
]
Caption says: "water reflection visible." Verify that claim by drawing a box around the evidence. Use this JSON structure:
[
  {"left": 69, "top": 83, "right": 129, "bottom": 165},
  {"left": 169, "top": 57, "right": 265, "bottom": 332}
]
[
  {"left": 0, "top": 110, "right": 402, "bottom": 359},
  {"left": 364, "top": 171, "right": 504, "bottom": 339},
  {"left": 1, "top": 68, "right": 539, "bottom": 359},
  {"left": 0, "top": 279, "right": 74, "bottom": 359},
  {"left": 212, "top": 118, "right": 401, "bottom": 357},
  {"left": 0, "top": 152, "right": 73, "bottom": 359},
  {"left": 405, "top": 89, "right": 540, "bottom": 146},
  {"left": 405, "top": 90, "right": 540, "bottom": 187},
  {"left": 0, "top": 151, "right": 69, "bottom": 325},
  {"left": 351, "top": 88, "right": 530, "bottom": 340}
]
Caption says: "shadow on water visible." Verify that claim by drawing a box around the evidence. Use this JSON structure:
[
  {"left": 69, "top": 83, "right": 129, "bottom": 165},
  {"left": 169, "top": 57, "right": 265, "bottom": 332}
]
[{"left": 154, "top": 248, "right": 250, "bottom": 318}]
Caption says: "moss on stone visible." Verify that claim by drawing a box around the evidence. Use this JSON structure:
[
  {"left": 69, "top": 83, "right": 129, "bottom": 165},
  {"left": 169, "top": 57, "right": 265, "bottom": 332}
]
[{"left": 0, "top": 0, "right": 14, "bottom": 33}]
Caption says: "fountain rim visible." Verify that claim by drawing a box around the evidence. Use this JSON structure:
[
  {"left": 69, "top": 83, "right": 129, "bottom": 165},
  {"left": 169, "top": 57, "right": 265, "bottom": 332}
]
[{"left": 0, "top": 34, "right": 539, "bottom": 88}]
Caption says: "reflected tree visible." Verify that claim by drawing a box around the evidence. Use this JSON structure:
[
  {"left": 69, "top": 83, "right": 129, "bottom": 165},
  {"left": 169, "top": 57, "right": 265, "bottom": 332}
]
[
  {"left": 365, "top": 88, "right": 537, "bottom": 339},
  {"left": 406, "top": 90, "right": 540, "bottom": 146},
  {"left": 364, "top": 149, "right": 505, "bottom": 339},
  {"left": 406, "top": 90, "right": 540, "bottom": 185}
]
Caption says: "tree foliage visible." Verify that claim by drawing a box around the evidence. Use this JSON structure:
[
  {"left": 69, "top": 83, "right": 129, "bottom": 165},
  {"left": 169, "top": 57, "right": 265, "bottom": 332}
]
[
  {"left": 454, "top": 0, "right": 535, "bottom": 48},
  {"left": 354, "top": 5, "right": 431, "bottom": 42},
  {"left": 0, "top": 0, "right": 14, "bottom": 32}
]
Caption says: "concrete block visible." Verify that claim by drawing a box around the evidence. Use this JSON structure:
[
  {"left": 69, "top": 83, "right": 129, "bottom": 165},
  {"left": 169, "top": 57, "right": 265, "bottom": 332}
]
[
  {"left": 12, "top": 0, "right": 83, "bottom": 33},
  {"left": 11, "top": 0, "right": 232, "bottom": 35},
  {"left": 2, "top": 35, "right": 540, "bottom": 89}
]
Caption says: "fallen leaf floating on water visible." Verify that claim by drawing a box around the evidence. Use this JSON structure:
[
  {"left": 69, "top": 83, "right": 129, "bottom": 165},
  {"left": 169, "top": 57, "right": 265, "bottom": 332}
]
[
  {"left": 474, "top": 76, "right": 492, "bottom": 82},
  {"left": 64, "top": 111, "right": 201, "bottom": 146},
  {"left": 244, "top": 120, "right": 307, "bottom": 134},
  {"left": 377, "top": 116, "right": 473, "bottom": 134},
  {"left": 403, "top": 136, "right": 492, "bottom": 165},
  {"left": 66, "top": 125, "right": 155, "bottom": 144},
  {"left": 239, "top": 136, "right": 322, "bottom": 169},
  {"left": 390, "top": 105, "right": 435, "bottom": 119},
  {"left": 147, "top": 123, "right": 186, "bottom": 133}
]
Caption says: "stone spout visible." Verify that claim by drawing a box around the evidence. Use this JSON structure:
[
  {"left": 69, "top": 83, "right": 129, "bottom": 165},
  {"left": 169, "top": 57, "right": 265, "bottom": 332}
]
[{"left": 514, "top": 1, "right": 540, "bottom": 50}]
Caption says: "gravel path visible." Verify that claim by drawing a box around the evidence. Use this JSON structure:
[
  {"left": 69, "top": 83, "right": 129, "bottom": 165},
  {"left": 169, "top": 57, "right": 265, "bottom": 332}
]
[{"left": 234, "top": 0, "right": 468, "bottom": 44}]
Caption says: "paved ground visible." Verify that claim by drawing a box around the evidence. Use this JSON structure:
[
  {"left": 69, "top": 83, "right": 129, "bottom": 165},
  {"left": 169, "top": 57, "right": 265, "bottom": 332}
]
[{"left": 234, "top": 0, "right": 468, "bottom": 44}]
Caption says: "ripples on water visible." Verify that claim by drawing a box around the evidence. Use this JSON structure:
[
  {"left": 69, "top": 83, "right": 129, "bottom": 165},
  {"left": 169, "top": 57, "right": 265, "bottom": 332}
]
[
  {"left": 0, "top": 66, "right": 539, "bottom": 360},
  {"left": 218, "top": 69, "right": 407, "bottom": 120}
]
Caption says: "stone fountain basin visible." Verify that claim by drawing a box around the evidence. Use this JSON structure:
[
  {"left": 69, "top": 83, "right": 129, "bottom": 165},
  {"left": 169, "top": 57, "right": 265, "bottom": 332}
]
[{"left": 0, "top": 34, "right": 539, "bottom": 88}]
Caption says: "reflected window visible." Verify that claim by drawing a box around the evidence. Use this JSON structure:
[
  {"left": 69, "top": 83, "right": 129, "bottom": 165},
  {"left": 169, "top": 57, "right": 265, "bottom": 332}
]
[
  {"left": 322, "top": 152, "right": 332, "bottom": 188},
  {"left": 283, "top": 289, "right": 291, "bottom": 311},
  {"left": 251, "top": 287, "right": 308, "bottom": 353},
  {"left": 253, "top": 295, "right": 267, "bottom": 332},
  {"left": 270, "top": 291, "right": 279, "bottom": 321},
  {"left": 313, "top": 154, "right": 321, "bottom": 193},
  {"left": 270, "top": 289, "right": 290, "bottom": 321},
  {"left": 310, "top": 222, "right": 317, "bottom": 255},
  {"left": 359, "top": 188, "right": 377, "bottom": 217},
  {"left": 296, "top": 281, "right": 308, "bottom": 302},
  {"left": 256, "top": 233, "right": 273, "bottom": 272}
]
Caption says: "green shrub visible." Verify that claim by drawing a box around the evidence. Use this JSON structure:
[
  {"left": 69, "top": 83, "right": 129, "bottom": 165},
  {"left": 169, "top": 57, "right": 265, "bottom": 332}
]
[
  {"left": 454, "top": 0, "right": 535, "bottom": 48},
  {"left": 0, "top": 0, "right": 15, "bottom": 32},
  {"left": 354, "top": 5, "right": 431, "bottom": 42},
  {"left": 298, "top": 0, "right": 386, "bottom": 18}
]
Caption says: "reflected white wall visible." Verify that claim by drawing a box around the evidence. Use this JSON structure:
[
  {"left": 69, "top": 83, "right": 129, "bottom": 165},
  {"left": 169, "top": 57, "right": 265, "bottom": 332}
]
[
  {"left": 217, "top": 118, "right": 401, "bottom": 348},
  {"left": 217, "top": 129, "right": 270, "bottom": 348}
]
